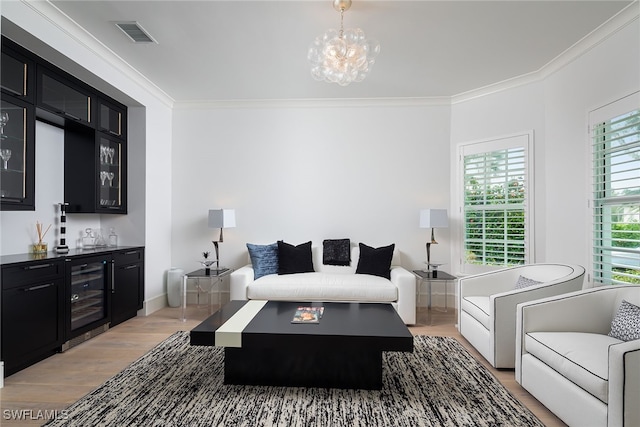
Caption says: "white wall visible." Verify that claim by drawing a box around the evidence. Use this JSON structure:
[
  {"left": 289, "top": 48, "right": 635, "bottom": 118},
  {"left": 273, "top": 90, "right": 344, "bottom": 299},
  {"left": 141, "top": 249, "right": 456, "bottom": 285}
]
[
  {"left": 450, "top": 17, "right": 640, "bottom": 283},
  {"left": 171, "top": 103, "right": 452, "bottom": 273}
]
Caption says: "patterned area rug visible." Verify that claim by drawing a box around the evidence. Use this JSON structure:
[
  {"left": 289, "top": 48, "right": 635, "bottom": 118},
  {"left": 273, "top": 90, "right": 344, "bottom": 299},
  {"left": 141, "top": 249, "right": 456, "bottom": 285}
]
[{"left": 46, "top": 333, "right": 543, "bottom": 427}]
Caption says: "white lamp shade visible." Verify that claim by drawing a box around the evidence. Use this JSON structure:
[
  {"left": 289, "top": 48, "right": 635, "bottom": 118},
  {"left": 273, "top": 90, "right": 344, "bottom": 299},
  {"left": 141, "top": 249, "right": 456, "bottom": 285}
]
[
  {"left": 419, "top": 209, "right": 448, "bottom": 228},
  {"left": 208, "top": 209, "right": 236, "bottom": 229}
]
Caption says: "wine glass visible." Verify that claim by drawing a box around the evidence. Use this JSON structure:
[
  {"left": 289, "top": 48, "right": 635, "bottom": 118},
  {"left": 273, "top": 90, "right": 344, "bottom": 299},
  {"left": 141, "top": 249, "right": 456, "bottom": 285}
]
[
  {"left": 100, "top": 171, "right": 107, "bottom": 186},
  {"left": 0, "top": 148, "right": 12, "bottom": 170},
  {"left": 109, "top": 147, "right": 115, "bottom": 164},
  {"left": 0, "top": 111, "right": 8, "bottom": 137},
  {"left": 107, "top": 172, "right": 114, "bottom": 187}
]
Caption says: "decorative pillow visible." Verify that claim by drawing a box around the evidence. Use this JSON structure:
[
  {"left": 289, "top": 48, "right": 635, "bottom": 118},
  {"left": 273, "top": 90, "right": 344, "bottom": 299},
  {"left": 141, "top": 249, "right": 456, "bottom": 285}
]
[
  {"left": 277, "top": 240, "right": 314, "bottom": 275},
  {"left": 246, "top": 243, "right": 279, "bottom": 279},
  {"left": 356, "top": 243, "right": 395, "bottom": 280},
  {"left": 323, "top": 239, "right": 351, "bottom": 266},
  {"left": 514, "top": 275, "right": 542, "bottom": 290},
  {"left": 608, "top": 299, "right": 640, "bottom": 342}
]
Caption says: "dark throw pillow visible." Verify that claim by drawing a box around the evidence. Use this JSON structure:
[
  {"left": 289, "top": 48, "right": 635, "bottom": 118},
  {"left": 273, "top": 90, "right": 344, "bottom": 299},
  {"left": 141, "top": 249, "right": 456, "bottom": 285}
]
[
  {"left": 608, "top": 299, "right": 640, "bottom": 342},
  {"left": 246, "top": 242, "right": 279, "bottom": 279},
  {"left": 277, "top": 240, "right": 314, "bottom": 275},
  {"left": 514, "top": 275, "right": 542, "bottom": 290},
  {"left": 323, "top": 238, "right": 351, "bottom": 266},
  {"left": 356, "top": 243, "right": 395, "bottom": 280}
]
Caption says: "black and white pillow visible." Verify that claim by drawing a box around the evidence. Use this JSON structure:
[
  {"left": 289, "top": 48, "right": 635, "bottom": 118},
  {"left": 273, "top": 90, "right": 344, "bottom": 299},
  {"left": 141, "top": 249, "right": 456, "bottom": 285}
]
[
  {"left": 608, "top": 299, "right": 640, "bottom": 341},
  {"left": 514, "top": 275, "right": 541, "bottom": 290}
]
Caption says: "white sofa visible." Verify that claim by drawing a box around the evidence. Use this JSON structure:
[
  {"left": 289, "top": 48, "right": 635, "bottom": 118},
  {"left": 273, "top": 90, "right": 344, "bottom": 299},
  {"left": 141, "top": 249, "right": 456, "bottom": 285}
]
[
  {"left": 457, "top": 263, "right": 585, "bottom": 368},
  {"left": 230, "top": 245, "right": 416, "bottom": 324},
  {"left": 516, "top": 285, "right": 640, "bottom": 427}
]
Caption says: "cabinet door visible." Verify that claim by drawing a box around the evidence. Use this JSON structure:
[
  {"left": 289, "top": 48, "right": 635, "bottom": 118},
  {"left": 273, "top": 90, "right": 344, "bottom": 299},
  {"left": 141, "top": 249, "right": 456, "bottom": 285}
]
[
  {"left": 37, "top": 66, "right": 93, "bottom": 126},
  {"left": 1, "top": 278, "right": 64, "bottom": 376},
  {"left": 98, "top": 135, "right": 127, "bottom": 213},
  {"left": 98, "top": 98, "right": 126, "bottom": 138},
  {"left": 111, "top": 261, "right": 143, "bottom": 327},
  {"left": 1, "top": 40, "right": 35, "bottom": 103},
  {"left": 0, "top": 96, "right": 35, "bottom": 210}
]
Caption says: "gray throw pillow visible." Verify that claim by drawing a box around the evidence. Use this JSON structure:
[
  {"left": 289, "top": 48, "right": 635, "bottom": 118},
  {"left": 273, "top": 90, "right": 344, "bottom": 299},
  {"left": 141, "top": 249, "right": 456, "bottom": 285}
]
[
  {"left": 514, "top": 275, "right": 542, "bottom": 290},
  {"left": 608, "top": 299, "right": 640, "bottom": 341},
  {"left": 246, "top": 242, "right": 278, "bottom": 279}
]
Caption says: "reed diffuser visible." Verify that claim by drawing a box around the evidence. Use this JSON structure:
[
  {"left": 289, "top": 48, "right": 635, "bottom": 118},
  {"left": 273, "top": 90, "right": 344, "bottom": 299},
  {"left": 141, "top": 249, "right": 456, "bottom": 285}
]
[{"left": 32, "top": 221, "right": 51, "bottom": 254}]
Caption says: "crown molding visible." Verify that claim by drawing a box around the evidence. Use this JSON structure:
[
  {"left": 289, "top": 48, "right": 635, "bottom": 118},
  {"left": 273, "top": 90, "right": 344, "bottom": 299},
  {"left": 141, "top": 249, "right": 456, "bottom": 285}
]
[
  {"left": 173, "top": 96, "right": 451, "bottom": 110},
  {"left": 16, "top": 0, "right": 175, "bottom": 108},
  {"left": 451, "top": 1, "right": 639, "bottom": 105}
]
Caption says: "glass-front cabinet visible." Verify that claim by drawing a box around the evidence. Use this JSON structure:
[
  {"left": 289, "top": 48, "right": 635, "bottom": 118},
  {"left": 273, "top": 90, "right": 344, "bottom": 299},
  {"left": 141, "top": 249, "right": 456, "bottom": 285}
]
[
  {"left": 1, "top": 42, "right": 34, "bottom": 103},
  {"left": 98, "top": 135, "right": 126, "bottom": 211},
  {"left": 0, "top": 97, "right": 35, "bottom": 210},
  {"left": 37, "top": 66, "right": 93, "bottom": 126},
  {"left": 98, "top": 98, "right": 125, "bottom": 138}
]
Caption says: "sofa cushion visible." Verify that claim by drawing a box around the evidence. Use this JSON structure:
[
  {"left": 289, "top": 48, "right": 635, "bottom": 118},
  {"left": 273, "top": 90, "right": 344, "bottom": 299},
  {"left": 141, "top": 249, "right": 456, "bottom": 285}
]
[
  {"left": 246, "top": 242, "right": 279, "bottom": 279},
  {"left": 461, "top": 296, "right": 490, "bottom": 330},
  {"left": 247, "top": 272, "right": 398, "bottom": 302},
  {"left": 609, "top": 299, "right": 640, "bottom": 341},
  {"left": 356, "top": 243, "right": 395, "bottom": 279},
  {"left": 525, "top": 332, "right": 622, "bottom": 403},
  {"left": 322, "top": 239, "right": 351, "bottom": 266},
  {"left": 277, "top": 241, "right": 314, "bottom": 275}
]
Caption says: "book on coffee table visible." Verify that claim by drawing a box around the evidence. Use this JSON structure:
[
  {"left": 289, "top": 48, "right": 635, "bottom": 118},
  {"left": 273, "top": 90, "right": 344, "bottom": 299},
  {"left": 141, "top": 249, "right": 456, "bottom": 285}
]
[{"left": 291, "top": 306, "right": 324, "bottom": 323}]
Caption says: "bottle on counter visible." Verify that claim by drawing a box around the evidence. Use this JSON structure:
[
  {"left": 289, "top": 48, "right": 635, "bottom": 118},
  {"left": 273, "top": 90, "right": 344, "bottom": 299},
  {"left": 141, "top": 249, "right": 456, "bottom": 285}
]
[{"left": 108, "top": 227, "right": 118, "bottom": 247}]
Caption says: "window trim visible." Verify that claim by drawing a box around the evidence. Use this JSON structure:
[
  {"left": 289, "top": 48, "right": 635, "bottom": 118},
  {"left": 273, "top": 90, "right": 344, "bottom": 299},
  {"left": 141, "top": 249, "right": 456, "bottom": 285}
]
[{"left": 455, "top": 131, "right": 535, "bottom": 275}]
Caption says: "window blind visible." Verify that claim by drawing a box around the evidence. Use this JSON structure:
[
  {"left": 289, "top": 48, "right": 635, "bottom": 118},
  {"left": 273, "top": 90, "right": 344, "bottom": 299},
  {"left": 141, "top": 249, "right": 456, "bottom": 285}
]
[
  {"left": 591, "top": 102, "right": 640, "bottom": 285},
  {"left": 460, "top": 133, "right": 532, "bottom": 272}
]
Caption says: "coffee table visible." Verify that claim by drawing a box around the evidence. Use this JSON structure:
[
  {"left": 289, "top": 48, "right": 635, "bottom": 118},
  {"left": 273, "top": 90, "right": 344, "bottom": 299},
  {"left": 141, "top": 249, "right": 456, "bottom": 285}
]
[{"left": 190, "top": 300, "right": 414, "bottom": 390}]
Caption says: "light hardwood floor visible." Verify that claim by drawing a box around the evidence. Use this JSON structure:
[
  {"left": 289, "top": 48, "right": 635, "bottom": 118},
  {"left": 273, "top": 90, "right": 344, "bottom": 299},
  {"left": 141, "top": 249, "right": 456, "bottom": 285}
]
[{"left": 0, "top": 305, "right": 566, "bottom": 426}]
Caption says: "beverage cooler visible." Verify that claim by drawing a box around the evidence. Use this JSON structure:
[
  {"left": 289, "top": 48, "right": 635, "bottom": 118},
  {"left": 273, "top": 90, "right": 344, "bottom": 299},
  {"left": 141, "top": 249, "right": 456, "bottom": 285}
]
[{"left": 65, "top": 254, "right": 111, "bottom": 344}]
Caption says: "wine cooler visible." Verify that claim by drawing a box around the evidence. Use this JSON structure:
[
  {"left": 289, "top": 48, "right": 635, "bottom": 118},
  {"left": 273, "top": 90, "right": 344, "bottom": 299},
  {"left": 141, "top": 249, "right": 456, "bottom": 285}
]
[{"left": 64, "top": 255, "right": 111, "bottom": 347}]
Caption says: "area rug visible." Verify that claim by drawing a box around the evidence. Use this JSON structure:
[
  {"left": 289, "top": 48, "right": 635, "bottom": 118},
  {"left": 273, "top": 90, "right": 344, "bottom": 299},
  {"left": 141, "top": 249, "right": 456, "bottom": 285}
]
[{"left": 45, "top": 333, "right": 543, "bottom": 427}]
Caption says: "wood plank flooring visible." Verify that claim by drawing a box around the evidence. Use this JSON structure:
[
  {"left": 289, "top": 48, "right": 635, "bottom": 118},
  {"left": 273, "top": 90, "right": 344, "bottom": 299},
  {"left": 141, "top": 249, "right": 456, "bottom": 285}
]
[{"left": 0, "top": 305, "right": 565, "bottom": 426}]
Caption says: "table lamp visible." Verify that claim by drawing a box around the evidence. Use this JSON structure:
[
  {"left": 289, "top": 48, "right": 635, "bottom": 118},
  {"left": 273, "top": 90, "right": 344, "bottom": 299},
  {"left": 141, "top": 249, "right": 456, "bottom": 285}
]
[
  {"left": 419, "top": 209, "right": 448, "bottom": 271},
  {"left": 208, "top": 208, "right": 236, "bottom": 270}
]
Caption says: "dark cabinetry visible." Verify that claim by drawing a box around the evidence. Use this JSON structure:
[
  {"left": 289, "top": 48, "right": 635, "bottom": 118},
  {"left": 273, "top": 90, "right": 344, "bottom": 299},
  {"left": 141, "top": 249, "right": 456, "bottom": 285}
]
[
  {"left": 37, "top": 66, "right": 93, "bottom": 126},
  {"left": 1, "top": 247, "right": 144, "bottom": 377},
  {"left": 111, "top": 248, "right": 144, "bottom": 327},
  {"left": 0, "top": 96, "right": 35, "bottom": 210},
  {"left": 0, "top": 36, "right": 128, "bottom": 213},
  {"left": 1, "top": 260, "right": 65, "bottom": 376}
]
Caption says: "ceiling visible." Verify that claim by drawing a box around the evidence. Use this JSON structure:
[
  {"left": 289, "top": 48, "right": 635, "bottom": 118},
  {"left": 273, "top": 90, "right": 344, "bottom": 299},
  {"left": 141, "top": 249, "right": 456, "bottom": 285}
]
[{"left": 44, "top": 0, "right": 633, "bottom": 102}]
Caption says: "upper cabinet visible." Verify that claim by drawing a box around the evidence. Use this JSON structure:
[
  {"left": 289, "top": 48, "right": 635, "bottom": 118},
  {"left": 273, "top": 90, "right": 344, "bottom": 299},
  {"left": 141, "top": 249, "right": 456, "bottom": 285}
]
[
  {"left": 0, "top": 97, "right": 36, "bottom": 210},
  {"left": 0, "top": 36, "right": 128, "bottom": 214},
  {"left": 98, "top": 97, "right": 126, "bottom": 139},
  {"left": 1, "top": 40, "right": 35, "bottom": 103},
  {"left": 37, "top": 65, "right": 93, "bottom": 127}
]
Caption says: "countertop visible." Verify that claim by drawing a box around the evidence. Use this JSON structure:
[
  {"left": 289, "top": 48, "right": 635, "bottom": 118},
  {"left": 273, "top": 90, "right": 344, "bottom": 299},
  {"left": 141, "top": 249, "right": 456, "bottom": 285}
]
[{"left": 0, "top": 246, "right": 144, "bottom": 266}]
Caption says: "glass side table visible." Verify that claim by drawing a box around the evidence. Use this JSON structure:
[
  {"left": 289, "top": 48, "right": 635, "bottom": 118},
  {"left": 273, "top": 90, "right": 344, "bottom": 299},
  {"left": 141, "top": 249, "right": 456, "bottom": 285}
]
[
  {"left": 181, "top": 268, "right": 233, "bottom": 321},
  {"left": 412, "top": 269, "right": 457, "bottom": 312}
]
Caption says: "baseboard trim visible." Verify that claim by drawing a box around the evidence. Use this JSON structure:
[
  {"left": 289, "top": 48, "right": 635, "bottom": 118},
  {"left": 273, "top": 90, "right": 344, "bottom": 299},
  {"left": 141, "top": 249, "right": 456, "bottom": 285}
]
[{"left": 142, "top": 293, "right": 168, "bottom": 316}]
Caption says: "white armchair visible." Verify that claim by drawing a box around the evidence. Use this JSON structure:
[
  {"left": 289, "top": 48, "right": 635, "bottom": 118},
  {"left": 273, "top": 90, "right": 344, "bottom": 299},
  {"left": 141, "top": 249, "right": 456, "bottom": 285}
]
[
  {"left": 516, "top": 285, "right": 640, "bottom": 427},
  {"left": 457, "top": 263, "right": 585, "bottom": 368}
]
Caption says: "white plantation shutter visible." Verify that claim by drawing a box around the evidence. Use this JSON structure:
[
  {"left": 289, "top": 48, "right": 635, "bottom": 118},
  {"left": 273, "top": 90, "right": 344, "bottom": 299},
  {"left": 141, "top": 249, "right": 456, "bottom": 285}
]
[
  {"left": 459, "top": 133, "right": 533, "bottom": 274},
  {"left": 590, "top": 92, "right": 640, "bottom": 285}
]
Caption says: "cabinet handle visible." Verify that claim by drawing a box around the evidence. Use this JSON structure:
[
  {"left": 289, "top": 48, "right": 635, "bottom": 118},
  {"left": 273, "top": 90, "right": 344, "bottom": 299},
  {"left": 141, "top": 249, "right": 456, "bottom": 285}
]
[
  {"left": 123, "top": 265, "right": 138, "bottom": 270},
  {"left": 24, "top": 263, "right": 53, "bottom": 270},
  {"left": 111, "top": 260, "right": 115, "bottom": 293},
  {"left": 24, "top": 283, "right": 54, "bottom": 292},
  {"left": 59, "top": 111, "right": 81, "bottom": 121},
  {"left": 124, "top": 251, "right": 138, "bottom": 255}
]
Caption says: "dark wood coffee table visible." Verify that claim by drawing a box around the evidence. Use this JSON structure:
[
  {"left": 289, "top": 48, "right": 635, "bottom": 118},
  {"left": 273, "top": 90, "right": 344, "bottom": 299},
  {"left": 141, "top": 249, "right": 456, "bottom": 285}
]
[{"left": 190, "top": 300, "right": 413, "bottom": 389}]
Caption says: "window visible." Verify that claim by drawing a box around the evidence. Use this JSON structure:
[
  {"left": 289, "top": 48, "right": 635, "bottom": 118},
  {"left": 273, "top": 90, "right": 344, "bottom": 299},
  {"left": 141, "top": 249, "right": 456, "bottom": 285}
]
[
  {"left": 458, "top": 132, "right": 533, "bottom": 274},
  {"left": 591, "top": 92, "right": 640, "bottom": 285}
]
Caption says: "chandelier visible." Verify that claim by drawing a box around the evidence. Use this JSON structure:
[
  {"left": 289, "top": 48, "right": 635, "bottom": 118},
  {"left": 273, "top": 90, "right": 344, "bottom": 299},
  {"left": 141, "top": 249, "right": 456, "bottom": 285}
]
[{"left": 308, "top": 0, "right": 380, "bottom": 86}]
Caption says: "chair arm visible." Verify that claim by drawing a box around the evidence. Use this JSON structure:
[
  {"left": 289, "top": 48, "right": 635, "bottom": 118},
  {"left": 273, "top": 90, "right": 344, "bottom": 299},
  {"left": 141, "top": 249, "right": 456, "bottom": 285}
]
[
  {"left": 230, "top": 265, "right": 254, "bottom": 300},
  {"left": 390, "top": 266, "right": 416, "bottom": 325},
  {"left": 608, "top": 340, "right": 640, "bottom": 427},
  {"left": 459, "top": 268, "right": 521, "bottom": 298}
]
